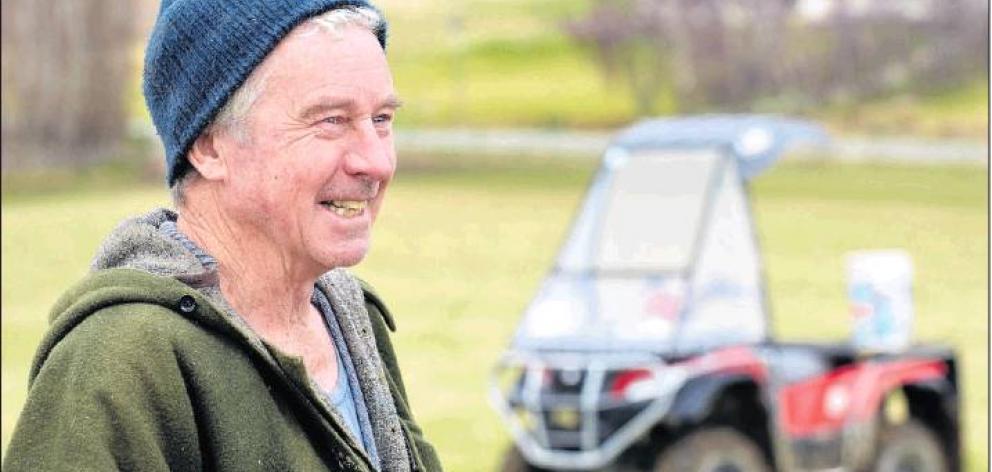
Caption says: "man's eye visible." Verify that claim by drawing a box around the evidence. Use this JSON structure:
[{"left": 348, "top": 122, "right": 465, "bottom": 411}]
[
  {"left": 321, "top": 116, "right": 347, "bottom": 125},
  {"left": 372, "top": 114, "right": 393, "bottom": 125}
]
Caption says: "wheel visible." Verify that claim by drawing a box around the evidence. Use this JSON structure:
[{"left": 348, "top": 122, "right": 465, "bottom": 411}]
[
  {"left": 654, "top": 427, "right": 771, "bottom": 472},
  {"left": 873, "top": 420, "right": 948, "bottom": 472},
  {"left": 499, "top": 445, "right": 550, "bottom": 472}
]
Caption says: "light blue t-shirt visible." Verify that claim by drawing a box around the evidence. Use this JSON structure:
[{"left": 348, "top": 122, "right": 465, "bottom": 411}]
[
  {"left": 312, "top": 291, "right": 380, "bottom": 468},
  {"left": 325, "top": 329, "right": 364, "bottom": 447}
]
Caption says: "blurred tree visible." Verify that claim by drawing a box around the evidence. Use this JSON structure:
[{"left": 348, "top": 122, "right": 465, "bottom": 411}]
[
  {"left": 564, "top": 0, "right": 796, "bottom": 113},
  {"left": 1, "top": 0, "right": 137, "bottom": 172},
  {"left": 564, "top": 0, "right": 988, "bottom": 115},
  {"left": 563, "top": 0, "right": 675, "bottom": 115}
]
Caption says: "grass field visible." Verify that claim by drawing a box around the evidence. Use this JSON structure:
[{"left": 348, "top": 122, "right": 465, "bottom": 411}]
[{"left": 1, "top": 158, "right": 987, "bottom": 470}]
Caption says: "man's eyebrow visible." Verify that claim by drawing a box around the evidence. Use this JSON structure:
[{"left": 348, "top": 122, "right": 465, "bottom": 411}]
[
  {"left": 380, "top": 95, "right": 404, "bottom": 110},
  {"left": 297, "top": 95, "right": 404, "bottom": 122},
  {"left": 297, "top": 98, "right": 355, "bottom": 122}
]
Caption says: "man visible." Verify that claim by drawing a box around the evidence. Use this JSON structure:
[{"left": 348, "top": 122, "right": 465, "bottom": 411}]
[{"left": 3, "top": 1, "right": 441, "bottom": 471}]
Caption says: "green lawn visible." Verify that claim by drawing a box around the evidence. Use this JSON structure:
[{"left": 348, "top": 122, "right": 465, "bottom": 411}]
[{"left": 1, "top": 159, "right": 987, "bottom": 470}]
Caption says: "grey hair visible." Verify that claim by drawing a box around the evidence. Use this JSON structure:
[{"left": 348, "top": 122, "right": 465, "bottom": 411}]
[
  {"left": 171, "top": 5, "right": 384, "bottom": 208},
  {"left": 170, "top": 167, "right": 199, "bottom": 208}
]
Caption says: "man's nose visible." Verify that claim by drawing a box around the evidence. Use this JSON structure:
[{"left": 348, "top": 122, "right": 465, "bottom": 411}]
[{"left": 343, "top": 119, "right": 394, "bottom": 179}]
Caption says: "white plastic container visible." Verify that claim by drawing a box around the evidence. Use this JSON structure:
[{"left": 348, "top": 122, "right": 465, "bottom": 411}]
[{"left": 846, "top": 250, "right": 914, "bottom": 352}]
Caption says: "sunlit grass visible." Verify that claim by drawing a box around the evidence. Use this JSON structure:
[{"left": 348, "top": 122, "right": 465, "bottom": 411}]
[{"left": 1, "top": 160, "right": 987, "bottom": 471}]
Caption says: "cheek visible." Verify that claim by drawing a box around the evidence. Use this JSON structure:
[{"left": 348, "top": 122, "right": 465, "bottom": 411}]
[
  {"left": 225, "top": 155, "right": 293, "bottom": 214},
  {"left": 266, "top": 171, "right": 312, "bottom": 213}
]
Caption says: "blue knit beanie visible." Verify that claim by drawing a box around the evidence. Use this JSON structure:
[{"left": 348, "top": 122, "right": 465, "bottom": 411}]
[{"left": 143, "top": 0, "right": 388, "bottom": 185}]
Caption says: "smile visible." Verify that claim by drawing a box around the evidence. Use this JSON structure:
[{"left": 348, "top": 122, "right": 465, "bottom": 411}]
[{"left": 320, "top": 200, "right": 367, "bottom": 218}]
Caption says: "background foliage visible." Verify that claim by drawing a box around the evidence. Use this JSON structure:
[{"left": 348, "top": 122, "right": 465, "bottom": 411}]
[{"left": 565, "top": 0, "right": 988, "bottom": 114}]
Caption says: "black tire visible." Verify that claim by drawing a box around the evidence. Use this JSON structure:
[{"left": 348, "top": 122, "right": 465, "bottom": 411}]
[
  {"left": 654, "top": 427, "right": 771, "bottom": 472},
  {"left": 500, "top": 445, "right": 550, "bottom": 472},
  {"left": 873, "top": 420, "right": 948, "bottom": 472}
]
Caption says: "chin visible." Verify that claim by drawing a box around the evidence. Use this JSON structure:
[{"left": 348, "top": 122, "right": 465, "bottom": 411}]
[
  {"left": 314, "top": 244, "right": 369, "bottom": 271},
  {"left": 331, "top": 253, "right": 367, "bottom": 269}
]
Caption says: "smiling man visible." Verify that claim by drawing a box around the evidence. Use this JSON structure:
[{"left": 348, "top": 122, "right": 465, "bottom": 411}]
[{"left": 3, "top": 2, "right": 440, "bottom": 471}]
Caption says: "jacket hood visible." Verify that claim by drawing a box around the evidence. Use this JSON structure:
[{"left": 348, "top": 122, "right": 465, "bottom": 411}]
[
  {"left": 90, "top": 208, "right": 206, "bottom": 278},
  {"left": 37, "top": 208, "right": 267, "bottom": 380}
]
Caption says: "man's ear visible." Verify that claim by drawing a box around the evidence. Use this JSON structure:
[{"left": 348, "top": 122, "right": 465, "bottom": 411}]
[{"left": 187, "top": 131, "right": 228, "bottom": 181}]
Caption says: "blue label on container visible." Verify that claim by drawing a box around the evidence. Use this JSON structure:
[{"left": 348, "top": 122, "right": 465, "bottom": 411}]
[{"left": 850, "top": 283, "right": 895, "bottom": 345}]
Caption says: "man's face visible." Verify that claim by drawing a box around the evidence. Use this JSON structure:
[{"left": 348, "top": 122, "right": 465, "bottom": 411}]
[{"left": 216, "top": 24, "right": 398, "bottom": 273}]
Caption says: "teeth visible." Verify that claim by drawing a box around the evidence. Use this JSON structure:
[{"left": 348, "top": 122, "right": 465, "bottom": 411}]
[
  {"left": 321, "top": 200, "right": 367, "bottom": 218},
  {"left": 332, "top": 200, "right": 366, "bottom": 210}
]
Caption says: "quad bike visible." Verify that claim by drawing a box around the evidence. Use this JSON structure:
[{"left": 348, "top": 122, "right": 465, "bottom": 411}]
[{"left": 489, "top": 116, "right": 959, "bottom": 472}]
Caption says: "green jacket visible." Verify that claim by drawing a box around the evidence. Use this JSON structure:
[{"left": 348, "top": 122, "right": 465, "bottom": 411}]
[{"left": 3, "top": 210, "right": 442, "bottom": 471}]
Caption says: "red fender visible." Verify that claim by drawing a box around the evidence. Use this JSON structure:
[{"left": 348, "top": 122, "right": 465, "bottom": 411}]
[{"left": 779, "top": 359, "right": 946, "bottom": 437}]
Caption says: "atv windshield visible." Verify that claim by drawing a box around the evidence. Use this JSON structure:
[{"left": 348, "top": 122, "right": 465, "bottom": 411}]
[
  {"left": 568, "top": 149, "right": 715, "bottom": 272},
  {"left": 513, "top": 147, "right": 767, "bottom": 353}
]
